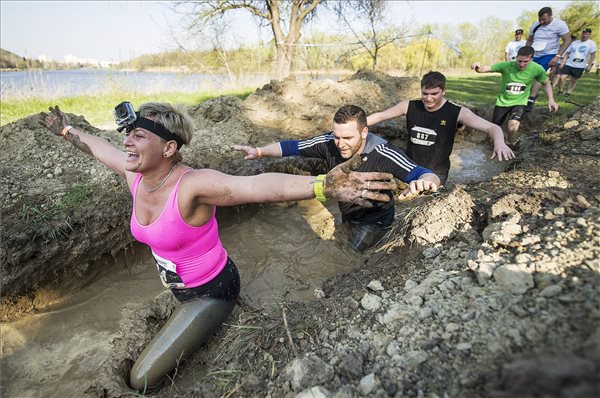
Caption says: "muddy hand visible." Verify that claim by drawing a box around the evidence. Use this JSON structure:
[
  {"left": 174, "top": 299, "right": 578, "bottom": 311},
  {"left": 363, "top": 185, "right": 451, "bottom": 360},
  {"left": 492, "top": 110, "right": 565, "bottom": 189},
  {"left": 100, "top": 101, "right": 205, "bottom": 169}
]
[
  {"left": 398, "top": 179, "right": 438, "bottom": 201},
  {"left": 324, "top": 154, "right": 396, "bottom": 207},
  {"left": 230, "top": 145, "right": 258, "bottom": 160},
  {"left": 38, "top": 105, "right": 69, "bottom": 136}
]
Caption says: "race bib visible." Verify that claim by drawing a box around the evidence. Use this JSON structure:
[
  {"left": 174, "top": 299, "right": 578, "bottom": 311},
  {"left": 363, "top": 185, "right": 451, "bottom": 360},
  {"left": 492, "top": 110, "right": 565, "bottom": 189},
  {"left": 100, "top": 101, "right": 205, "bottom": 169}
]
[
  {"left": 152, "top": 250, "right": 186, "bottom": 289},
  {"left": 410, "top": 126, "right": 437, "bottom": 146},
  {"left": 505, "top": 82, "right": 526, "bottom": 95},
  {"left": 572, "top": 58, "right": 584, "bottom": 63}
]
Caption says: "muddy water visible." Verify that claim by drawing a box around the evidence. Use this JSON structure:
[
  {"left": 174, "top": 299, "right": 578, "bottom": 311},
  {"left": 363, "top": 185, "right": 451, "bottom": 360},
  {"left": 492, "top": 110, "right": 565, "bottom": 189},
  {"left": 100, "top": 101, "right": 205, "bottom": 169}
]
[{"left": 0, "top": 142, "right": 507, "bottom": 397}]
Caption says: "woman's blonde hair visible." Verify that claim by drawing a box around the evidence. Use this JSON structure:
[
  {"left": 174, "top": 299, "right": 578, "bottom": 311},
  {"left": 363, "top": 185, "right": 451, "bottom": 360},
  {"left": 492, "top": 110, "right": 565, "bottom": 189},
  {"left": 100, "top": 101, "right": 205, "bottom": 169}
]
[{"left": 138, "top": 102, "right": 195, "bottom": 163}]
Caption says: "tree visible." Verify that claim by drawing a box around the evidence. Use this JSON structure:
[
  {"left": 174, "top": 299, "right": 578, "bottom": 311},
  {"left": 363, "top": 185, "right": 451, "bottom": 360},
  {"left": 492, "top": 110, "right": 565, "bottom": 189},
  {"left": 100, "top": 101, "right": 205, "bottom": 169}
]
[
  {"left": 560, "top": 0, "right": 600, "bottom": 35},
  {"left": 332, "top": 0, "right": 409, "bottom": 70},
  {"left": 177, "top": 0, "right": 322, "bottom": 79}
]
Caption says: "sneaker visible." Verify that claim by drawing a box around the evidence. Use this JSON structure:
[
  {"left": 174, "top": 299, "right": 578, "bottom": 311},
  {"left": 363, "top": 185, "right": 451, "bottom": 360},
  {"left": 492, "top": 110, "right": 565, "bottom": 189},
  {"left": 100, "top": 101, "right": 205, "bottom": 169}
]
[
  {"left": 564, "top": 93, "right": 570, "bottom": 98},
  {"left": 556, "top": 90, "right": 563, "bottom": 96},
  {"left": 525, "top": 96, "right": 536, "bottom": 112}
]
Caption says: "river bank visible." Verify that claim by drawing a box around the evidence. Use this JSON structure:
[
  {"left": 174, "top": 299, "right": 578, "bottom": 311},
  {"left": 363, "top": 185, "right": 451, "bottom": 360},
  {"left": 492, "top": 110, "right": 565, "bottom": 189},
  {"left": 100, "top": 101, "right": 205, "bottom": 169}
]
[{"left": 1, "top": 71, "right": 598, "bottom": 397}]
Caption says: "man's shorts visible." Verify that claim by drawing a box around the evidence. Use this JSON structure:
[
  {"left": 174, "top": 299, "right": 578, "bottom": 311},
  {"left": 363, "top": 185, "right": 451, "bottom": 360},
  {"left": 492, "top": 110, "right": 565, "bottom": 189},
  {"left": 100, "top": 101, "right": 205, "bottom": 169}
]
[
  {"left": 492, "top": 105, "right": 526, "bottom": 126},
  {"left": 533, "top": 54, "right": 556, "bottom": 71},
  {"left": 558, "top": 64, "right": 585, "bottom": 79}
]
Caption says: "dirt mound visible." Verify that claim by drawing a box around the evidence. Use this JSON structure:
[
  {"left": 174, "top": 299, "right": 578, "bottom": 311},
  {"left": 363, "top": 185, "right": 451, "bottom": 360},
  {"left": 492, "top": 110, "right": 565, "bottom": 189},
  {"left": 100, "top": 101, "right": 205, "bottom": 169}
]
[{"left": 243, "top": 70, "right": 419, "bottom": 136}]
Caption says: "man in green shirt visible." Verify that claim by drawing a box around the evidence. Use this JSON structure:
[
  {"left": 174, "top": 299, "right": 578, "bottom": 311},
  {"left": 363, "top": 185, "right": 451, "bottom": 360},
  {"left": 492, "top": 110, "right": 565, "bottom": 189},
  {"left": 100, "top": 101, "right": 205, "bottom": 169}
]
[{"left": 471, "top": 46, "right": 558, "bottom": 147}]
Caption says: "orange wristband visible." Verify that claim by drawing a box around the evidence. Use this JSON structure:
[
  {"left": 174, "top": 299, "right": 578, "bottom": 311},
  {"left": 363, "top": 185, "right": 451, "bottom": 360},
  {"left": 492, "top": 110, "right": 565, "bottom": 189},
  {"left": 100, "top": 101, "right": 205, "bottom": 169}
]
[
  {"left": 256, "top": 147, "right": 262, "bottom": 157},
  {"left": 61, "top": 125, "right": 73, "bottom": 138}
]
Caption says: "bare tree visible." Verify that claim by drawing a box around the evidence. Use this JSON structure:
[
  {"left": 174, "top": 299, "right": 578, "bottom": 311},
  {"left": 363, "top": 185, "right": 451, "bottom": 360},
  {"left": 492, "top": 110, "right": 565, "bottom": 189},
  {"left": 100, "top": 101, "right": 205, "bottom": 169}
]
[
  {"left": 176, "top": 0, "right": 322, "bottom": 79},
  {"left": 333, "top": 0, "right": 409, "bottom": 70}
]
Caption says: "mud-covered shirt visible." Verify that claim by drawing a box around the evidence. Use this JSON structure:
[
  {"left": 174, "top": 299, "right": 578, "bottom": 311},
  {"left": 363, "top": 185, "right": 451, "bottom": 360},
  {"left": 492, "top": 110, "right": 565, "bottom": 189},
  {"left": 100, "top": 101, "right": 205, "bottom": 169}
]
[
  {"left": 405, "top": 100, "right": 462, "bottom": 184},
  {"left": 490, "top": 61, "right": 548, "bottom": 107},
  {"left": 279, "top": 133, "right": 431, "bottom": 226}
]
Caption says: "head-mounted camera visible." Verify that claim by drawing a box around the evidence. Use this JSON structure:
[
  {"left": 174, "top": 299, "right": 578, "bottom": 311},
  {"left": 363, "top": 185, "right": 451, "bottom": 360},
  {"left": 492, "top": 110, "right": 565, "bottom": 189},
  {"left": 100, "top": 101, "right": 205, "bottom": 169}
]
[
  {"left": 113, "top": 101, "right": 184, "bottom": 150},
  {"left": 114, "top": 101, "right": 137, "bottom": 132}
]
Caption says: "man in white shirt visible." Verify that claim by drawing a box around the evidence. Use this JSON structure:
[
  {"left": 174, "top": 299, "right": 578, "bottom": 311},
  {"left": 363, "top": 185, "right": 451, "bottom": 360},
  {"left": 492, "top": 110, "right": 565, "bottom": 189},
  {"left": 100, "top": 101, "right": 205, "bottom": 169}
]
[
  {"left": 553, "top": 28, "right": 597, "bottom": 97},
  {"left": 525, "top": 6, "right": 571, "bottom": 111},
  {"left": 505, "top": 29, "right": 527, "bottom": 61}
]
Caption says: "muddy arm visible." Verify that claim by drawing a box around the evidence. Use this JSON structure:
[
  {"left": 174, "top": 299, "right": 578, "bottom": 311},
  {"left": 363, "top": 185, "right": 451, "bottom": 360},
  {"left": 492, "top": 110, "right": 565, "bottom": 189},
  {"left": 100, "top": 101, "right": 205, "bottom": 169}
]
[
  {"left": 188, "top": 156, "right": 396, "bottom": 208},
  {"left": 39, "top": 106, "right": 128, "bottom": 177}
]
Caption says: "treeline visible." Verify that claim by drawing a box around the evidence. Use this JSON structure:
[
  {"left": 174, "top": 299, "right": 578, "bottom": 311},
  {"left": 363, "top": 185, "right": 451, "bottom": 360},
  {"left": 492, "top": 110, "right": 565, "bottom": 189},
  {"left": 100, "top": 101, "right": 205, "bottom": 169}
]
[
  {"left": 1, "top": 48, "right": 46, "bottom": 70},
  {"left": 121, "top": 0, "right": 598, "bottom": 75},
  {"left": 0, "top": 48, "right": 82, "bottom": 70}
]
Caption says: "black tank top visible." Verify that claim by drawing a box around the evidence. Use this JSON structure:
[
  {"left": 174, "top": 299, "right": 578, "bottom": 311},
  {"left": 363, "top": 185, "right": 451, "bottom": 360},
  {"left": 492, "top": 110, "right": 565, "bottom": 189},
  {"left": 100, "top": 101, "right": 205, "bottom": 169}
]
[{"left": 406, "top": 100, "right": 462, "bottom": 184}]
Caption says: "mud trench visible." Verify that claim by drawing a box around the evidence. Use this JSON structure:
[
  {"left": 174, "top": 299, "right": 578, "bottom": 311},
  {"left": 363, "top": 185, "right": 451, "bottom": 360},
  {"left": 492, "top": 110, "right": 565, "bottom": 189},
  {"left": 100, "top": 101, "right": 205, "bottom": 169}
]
[{"left": 0, "top": 138, "right": 507, "bottom": 397}]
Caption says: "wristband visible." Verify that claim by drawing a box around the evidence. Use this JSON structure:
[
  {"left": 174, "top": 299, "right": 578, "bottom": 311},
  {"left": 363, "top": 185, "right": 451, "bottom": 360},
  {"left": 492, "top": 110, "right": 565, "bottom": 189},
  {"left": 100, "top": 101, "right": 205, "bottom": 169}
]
[
  {"left": 313, "top": 174, "right": 327, "bottom": 202},
  {"left": 61, "top": 125, "right": 73, "bottom": 138},
  {"left": 256, "top": 147, "right": 262, "bottom": 157},
  {"left": 554, "top": 54, "right": 562, "bottom": 58}
]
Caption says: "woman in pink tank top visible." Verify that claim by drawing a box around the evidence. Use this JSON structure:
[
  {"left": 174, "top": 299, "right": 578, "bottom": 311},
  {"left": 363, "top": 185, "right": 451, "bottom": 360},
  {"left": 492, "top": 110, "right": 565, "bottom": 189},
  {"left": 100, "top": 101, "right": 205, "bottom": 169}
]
[{"left": 39, "top": 102, "right": 396, "bottom": 392}]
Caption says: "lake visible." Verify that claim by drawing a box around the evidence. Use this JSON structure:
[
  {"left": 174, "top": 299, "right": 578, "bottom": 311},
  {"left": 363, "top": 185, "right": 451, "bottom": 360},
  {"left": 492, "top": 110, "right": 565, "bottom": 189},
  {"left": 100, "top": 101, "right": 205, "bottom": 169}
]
[{"left": 0, "top": 69, "right": 340, "bottom": 100}]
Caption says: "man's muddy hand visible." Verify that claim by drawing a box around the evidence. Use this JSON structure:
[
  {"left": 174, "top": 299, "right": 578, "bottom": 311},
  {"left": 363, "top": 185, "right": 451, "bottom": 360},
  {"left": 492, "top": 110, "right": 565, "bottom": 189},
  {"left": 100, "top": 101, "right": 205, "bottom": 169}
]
[
  {"left": 38, "top": 106, "right": 69, "bottom": 136},
  {"left": 323, "top": 154, "right": 396, "bottom": 207},
  {"left": 398, "top": 179, "right": 438, "bottom": 201},
  {"left": 231, "top": 145, "right": 258, "bottom": 160}
]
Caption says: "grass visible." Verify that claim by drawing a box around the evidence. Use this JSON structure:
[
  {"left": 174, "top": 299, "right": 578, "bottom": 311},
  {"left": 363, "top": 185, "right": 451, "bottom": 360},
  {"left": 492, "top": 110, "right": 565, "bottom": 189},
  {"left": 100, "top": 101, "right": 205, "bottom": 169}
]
[
  {"left": 446, "top": 73, "right": 599, "bottom": 113},
  {"left": 0, "top": 88, "right": 255, "bottom": 127},
  {"left": 1, "top": 72, "right": 596, "bottom": 127},
  {"left": 8, "top": 184, "right": 95, "bottom": 241}
]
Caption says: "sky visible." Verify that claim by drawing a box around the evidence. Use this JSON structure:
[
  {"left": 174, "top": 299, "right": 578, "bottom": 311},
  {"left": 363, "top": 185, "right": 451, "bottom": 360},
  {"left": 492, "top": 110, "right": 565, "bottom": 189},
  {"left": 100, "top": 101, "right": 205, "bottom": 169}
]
[{"left": 1, "top": 1, "right": 572, "bottom": 63}]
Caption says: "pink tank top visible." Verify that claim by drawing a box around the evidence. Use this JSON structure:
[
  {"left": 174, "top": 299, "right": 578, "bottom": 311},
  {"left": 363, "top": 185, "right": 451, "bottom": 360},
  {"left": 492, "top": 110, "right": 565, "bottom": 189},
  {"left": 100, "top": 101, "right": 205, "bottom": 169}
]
[{"left": 130, "top": 169, "right": 228, "bottom": 288}]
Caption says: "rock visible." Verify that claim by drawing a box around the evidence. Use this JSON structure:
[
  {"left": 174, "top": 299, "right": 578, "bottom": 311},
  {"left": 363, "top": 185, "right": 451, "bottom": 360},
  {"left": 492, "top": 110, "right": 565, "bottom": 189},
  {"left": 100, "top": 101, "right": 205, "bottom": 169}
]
[
  {"left": 540, "top": 284, "right": 563, "bottom": 297},
  {"left": 286, "top": 354, "right": 335, "bottom": 392},
  {"left": 493, "top": 264, "right": 534, "bottom": 294},
  {"left": 367, "top": 280, "right": 384, "bottom": 292},
  {"left": 482, "top": 222, "right": 522, "bottom": 245},
  {"left": 314, "top": 288, "right": 326, "bottom": 298},
  {"left": 576, "top": 195, "right": 592, "bottom": 208},
  {"left": 296, "top": 386, "right": 331, "bottom": 398},
  {"left": 423, "top": 246, "right": 442, "bottom": 258},
  {"left": 418, "top": 306, "right": 433, "bottom": 320},
  {"left": 337, "top": 349, "right": 365, "bottom": 380},
  {"left": 358, "top": 373, "right": 377, "bottom": 396},
  {"left": 360, "top": 293, "right": 382, "bottom": 311},
  {"left": 456, "top": 342, "right": 472, "bottom": 351},
  {"left": 477, "top": 262, "right": 497, "bottom": 285},
  {"left": 404, "top": 350, "right": 428, "bottom": 369},
  {"left": 404, "top": 279, "right": 418, "bottom": 291},
  {"left": 563, "top": 120, "right": 579, "bottom": 129}
]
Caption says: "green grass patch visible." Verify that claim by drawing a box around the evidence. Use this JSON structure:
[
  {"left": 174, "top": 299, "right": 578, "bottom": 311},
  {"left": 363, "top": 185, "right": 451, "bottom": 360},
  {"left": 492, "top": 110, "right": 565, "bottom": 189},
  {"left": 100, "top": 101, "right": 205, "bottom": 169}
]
[
  {"left": 0, "top": 88, "right": 255, "bottom": 127},
  {"left": 7, "top": 184, "right": 96, "bottom": 241},
  {"left": 446, "top": 73, "right": 599, "bottom": 113}
]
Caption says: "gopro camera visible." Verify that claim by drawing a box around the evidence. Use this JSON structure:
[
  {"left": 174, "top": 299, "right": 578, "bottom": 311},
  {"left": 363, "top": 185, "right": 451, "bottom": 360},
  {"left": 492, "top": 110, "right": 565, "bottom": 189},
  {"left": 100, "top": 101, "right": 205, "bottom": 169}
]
[{"left": 114, "top": 101, "right": 137, "bottom": 132}]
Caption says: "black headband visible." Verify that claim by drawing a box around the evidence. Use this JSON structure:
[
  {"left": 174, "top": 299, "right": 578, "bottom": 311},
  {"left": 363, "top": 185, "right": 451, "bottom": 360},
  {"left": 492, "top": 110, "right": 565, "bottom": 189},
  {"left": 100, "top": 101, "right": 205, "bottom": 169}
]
[{"left": 128, "top": 116, "right": 184, "bottom": 150}]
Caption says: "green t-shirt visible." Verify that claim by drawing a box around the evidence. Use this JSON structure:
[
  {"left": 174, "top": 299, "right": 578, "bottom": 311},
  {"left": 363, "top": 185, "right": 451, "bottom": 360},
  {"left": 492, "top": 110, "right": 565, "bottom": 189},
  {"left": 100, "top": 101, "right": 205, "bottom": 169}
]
[{"left": 491, "top": 61, "right": 547, "bottom": 107}]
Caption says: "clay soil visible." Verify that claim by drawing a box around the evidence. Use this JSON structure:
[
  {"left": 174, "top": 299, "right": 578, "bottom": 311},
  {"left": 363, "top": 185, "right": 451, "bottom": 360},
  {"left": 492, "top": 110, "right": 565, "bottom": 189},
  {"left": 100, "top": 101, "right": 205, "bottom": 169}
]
[{"left": 1, "top": 71, "right": 598, "bottom": 397}]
